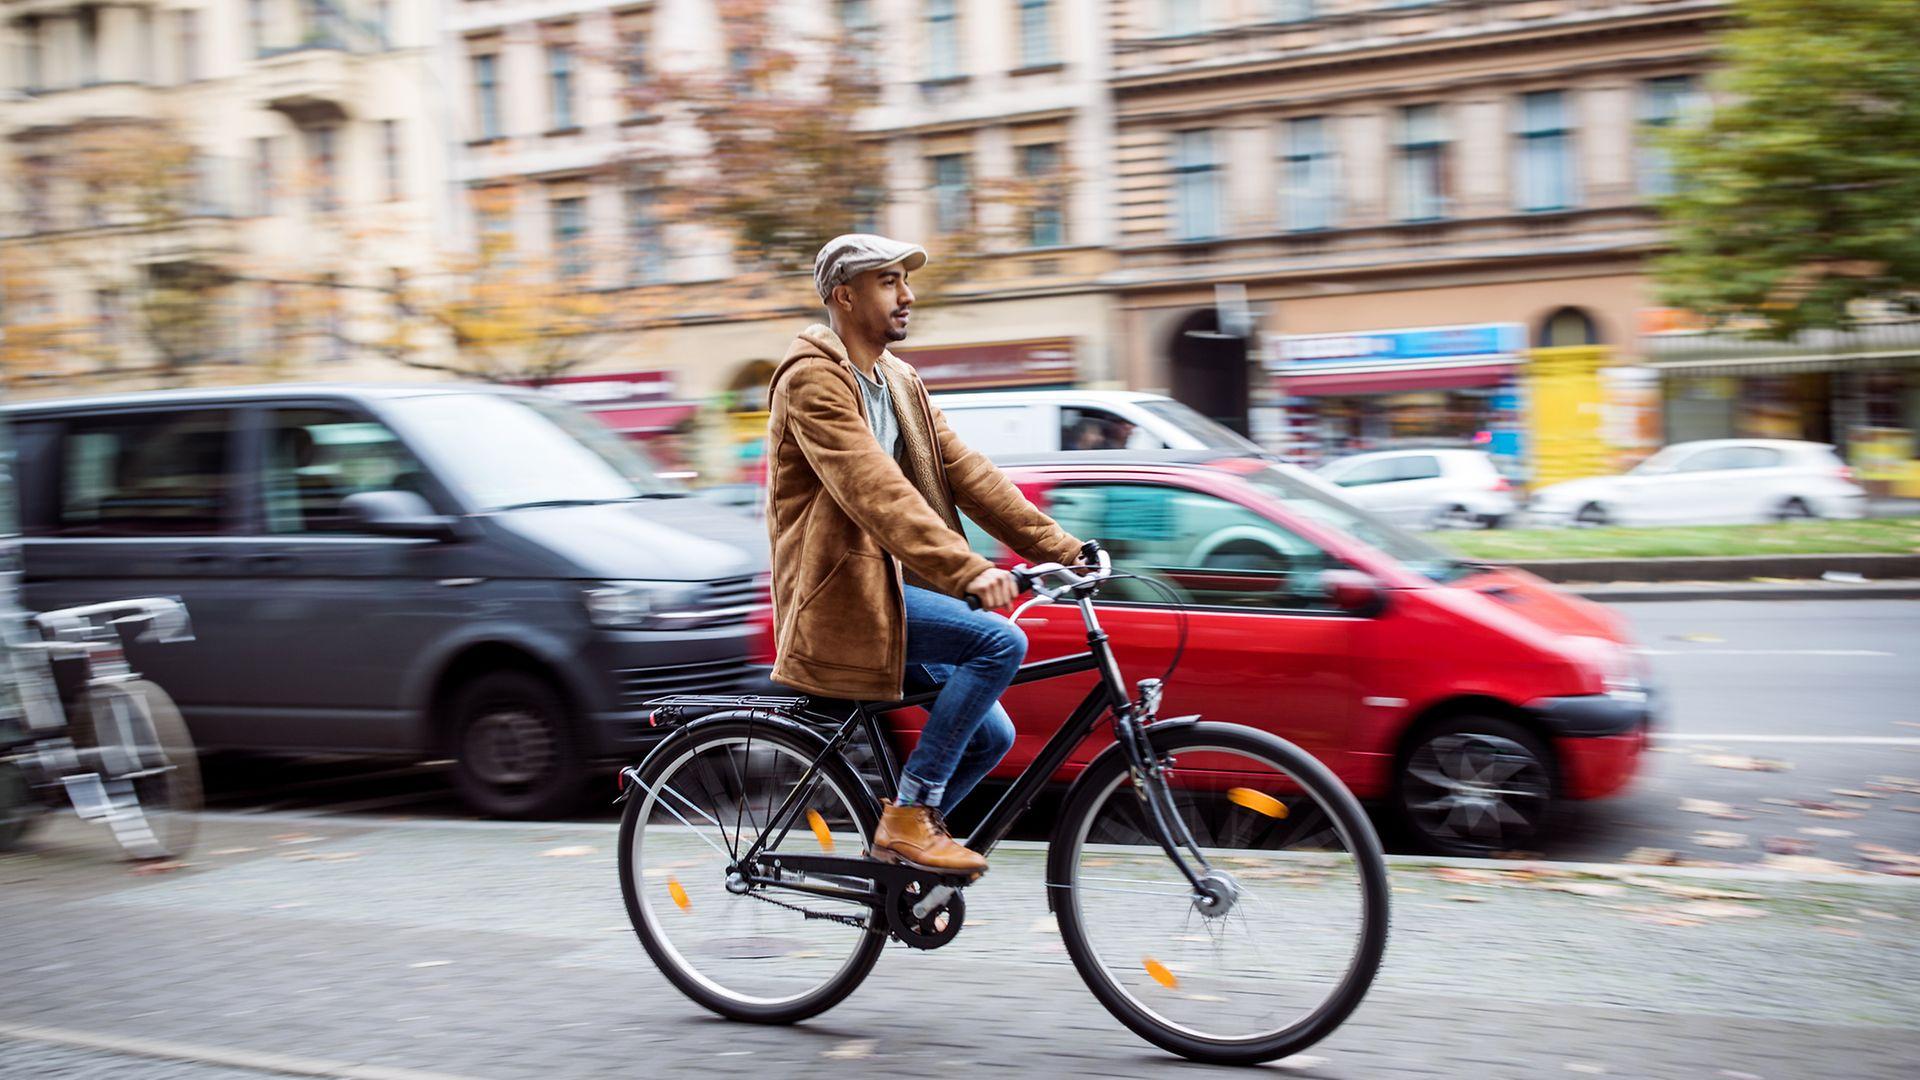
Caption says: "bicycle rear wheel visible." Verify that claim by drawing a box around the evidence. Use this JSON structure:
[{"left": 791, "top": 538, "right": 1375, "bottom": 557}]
[
  {"left": 71, "top": 679, "right": 201, "bottom": 860},
  {"left": 620, "top": 715, "right": 885, "bottom": 1024},
  {"left": 1049, "top": 722, "right": 1388, "bottom": 1065}
]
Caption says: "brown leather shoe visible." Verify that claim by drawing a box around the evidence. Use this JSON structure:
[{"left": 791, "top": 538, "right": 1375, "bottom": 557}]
[{"left": 870, "top": 801, "right": 987, "bottom": 876}]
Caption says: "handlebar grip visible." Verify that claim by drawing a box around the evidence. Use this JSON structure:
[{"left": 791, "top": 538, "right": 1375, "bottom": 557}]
[{"left": 964, "top": 567, "right": 1033, "bottom": 610}]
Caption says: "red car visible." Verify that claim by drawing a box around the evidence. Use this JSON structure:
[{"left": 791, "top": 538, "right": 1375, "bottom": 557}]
[{"left": 894, "top": 451, "right": 1651, "bottom": 856}]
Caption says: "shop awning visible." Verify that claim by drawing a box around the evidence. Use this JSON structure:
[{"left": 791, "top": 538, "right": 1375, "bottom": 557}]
[
  {"left": 587, "top": 403, "right": 699, "bottom": 435},
  {"left": 1280, "top": 362, "right": 1515, "bottom": 396},
  {"left": 1646, "top": 320, "right": 1920, "bottom": 376}
]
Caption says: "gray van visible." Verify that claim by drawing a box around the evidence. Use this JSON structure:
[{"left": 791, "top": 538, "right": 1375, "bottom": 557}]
[{"left": 4, "top": 384, "right": 770, "bottom": 818}]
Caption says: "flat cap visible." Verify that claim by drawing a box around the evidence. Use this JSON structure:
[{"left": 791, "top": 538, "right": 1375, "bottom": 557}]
[{"left": 813, "top": 233, "right": 928, "bottom": 303}]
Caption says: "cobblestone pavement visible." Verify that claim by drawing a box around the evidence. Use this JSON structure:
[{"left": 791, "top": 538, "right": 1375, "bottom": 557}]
[{"left": 3, "top": 813, "right": 1916, "bottom": 1080}]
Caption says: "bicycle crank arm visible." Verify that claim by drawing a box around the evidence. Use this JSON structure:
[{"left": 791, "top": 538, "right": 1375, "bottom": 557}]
[{"left": 757, "top": 852, "right": 974, "bottom": 891}]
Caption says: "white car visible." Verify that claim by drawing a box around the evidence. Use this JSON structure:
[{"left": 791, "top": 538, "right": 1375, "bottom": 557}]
[
  {"left": 1314, "top": 449, "right": 1518, "bottom": 529},
  {"left": 929, "top": 390, "right": 1267, "bottom": 458},
  {"left": 1528, "top": 439, "right": 1867, "bottom": 527}
]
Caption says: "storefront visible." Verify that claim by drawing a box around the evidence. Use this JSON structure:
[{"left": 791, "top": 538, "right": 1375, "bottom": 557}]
[
  {"left": 1646, "top": 320, "right": 1920, "bottom": 496},
  {"left": 1263, "top": 323, "right": 1528, "bottom": 470},
  {"left": 894, "top": 337, "right": 1078, "bottom": 391}
]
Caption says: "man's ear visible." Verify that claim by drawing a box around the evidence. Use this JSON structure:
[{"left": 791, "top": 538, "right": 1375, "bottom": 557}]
[{"left": 831, "top": 283, "right": 853, "bottom": 312}]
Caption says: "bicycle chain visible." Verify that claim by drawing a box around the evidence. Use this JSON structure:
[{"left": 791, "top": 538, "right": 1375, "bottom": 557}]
[{"left": 745, "top": 888, "right": 882, "bottom": 933}]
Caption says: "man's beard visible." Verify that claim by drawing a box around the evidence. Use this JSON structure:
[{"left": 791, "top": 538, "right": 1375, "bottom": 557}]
[{"left": 883, "top": 311, "right": 910, "bottom": 342}]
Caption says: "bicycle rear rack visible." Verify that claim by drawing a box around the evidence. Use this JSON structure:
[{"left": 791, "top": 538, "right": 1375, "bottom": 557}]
[{"left": 641, "top": 693, "right": 812, "bottom": 729}]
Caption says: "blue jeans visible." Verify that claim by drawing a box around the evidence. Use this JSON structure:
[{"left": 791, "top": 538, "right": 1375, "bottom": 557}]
[{"left": 896, "top": 585, "right": 1025, "bottom": 815}]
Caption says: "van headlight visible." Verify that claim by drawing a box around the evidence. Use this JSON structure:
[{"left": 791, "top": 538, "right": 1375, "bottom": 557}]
[{"left": 584, "top": 581, "right": 705, "bottom": 629}]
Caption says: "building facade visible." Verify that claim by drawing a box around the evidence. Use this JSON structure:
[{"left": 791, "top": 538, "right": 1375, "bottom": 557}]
[
  {"left": 1104, "top": 0, "right": 1724, "bottom": 482},
  {"left": 1, "top": 0, "right": 457, "bottom": 390}
]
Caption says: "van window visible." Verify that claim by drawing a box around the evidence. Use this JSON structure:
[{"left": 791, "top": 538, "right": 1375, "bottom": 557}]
[
  {"left": 1062, "top": 407, "right": 1161, "bottom": 451},
  {"left": 1045, "top": 482, "right": 1338, "bottom": 611},
  {"left": 940, "top": 405, "right": 1041, "bottom": 456},
  {"left": 263, "top": 409, "right": 434, "bottom": 534},
  {"left": 56, "top": 410, "right": 235, "bottom": 536},
  {"left": 1329, "top": 458, "right": 1395, "bottom": 487}
]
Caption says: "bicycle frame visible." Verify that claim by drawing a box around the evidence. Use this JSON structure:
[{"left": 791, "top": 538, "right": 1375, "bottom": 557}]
[{"left": 648, "top": 579, "right": 1211, "bottom": 908}]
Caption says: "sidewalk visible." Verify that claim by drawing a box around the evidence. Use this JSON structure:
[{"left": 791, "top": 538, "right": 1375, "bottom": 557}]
[{"left": 3, "top": 813, "right": 1915, "bottom": 1079}]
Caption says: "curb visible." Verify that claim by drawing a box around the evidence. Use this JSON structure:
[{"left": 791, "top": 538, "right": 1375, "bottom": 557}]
[
  {"left": 1511, "top": 552, "right": 1920, "bottom": 584},
  {"left": 1570, "top": 580, "right": 1920, "bottom": 602}
]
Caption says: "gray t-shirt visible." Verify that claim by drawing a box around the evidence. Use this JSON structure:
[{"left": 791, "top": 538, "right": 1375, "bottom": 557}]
[{"left": 850, "top": 362, "right": 899, "bottom": 458}]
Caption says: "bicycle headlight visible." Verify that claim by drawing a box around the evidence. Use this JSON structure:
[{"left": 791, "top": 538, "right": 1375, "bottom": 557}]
[{"left": 584, "top": 580, "right": 705, "bottom": 630}]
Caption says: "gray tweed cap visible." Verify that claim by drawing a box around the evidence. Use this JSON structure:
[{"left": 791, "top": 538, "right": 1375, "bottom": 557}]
[{"left": 813, "top": 234, "right": 928, "bottom": 303}]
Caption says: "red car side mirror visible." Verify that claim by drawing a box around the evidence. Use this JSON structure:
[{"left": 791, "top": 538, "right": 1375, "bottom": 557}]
[{"left": 1322, "top": 570, "right": 1388, "bottom": 617}]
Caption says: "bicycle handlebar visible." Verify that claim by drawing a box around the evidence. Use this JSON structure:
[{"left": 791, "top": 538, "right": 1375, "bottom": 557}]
[{"left": 965, "top": 545, "right": 1111, "bottom": 611}]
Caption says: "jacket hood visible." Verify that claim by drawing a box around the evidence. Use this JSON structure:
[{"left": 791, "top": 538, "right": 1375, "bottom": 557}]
[{"left": 772, "top": 324, "right": 851, "bottom": 389}]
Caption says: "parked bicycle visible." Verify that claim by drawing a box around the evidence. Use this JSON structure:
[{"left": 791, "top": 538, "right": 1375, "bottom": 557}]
[
  {"left": 617, "top": 551, "right": 1388, "bottom": 1065},
  {"left": 0, "top": 597, "right": 201, "bottom": 860}
]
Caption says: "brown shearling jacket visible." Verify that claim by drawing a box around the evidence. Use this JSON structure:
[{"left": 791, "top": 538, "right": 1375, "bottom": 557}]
[{"left": 765, "top": 324, "right": 1083, "bottom": 700}]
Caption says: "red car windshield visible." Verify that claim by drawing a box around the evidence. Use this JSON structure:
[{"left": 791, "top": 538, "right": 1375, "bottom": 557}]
[{"left": 1233, "top": 463, "right": 1475, "bottom": 584}]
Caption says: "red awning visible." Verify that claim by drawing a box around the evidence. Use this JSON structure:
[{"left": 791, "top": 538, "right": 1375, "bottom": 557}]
[
  {"left": 1280, "top": 362, "right": 1514, "bottom": 396},
  {"left": 589, "top": 403, "right": 699, "bottom": 435}
]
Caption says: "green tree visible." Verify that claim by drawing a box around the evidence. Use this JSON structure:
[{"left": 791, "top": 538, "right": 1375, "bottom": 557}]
[{"left": 1654, "top": 0, "right": 1920, "bottom": 335}]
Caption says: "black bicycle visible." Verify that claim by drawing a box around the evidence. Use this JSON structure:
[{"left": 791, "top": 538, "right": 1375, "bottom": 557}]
[{"left": 616, "top": 552, "right": 1389, "bottom": 1065}]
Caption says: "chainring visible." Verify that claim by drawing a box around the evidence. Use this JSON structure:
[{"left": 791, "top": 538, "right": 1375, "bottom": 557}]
[{"left": 885, "top": 882, "right": 966, "bottom": 949}]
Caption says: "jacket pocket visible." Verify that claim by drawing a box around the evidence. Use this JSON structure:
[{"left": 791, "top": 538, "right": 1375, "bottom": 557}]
[{"left": 787, "top": 549, "right": 891, "bottom": 673}]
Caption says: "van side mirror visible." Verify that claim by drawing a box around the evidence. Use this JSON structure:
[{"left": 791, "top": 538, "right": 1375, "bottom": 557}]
[
  {"left": 341, "top": 491, "right": 461, "bottom": 541},
  {"left": 1321, "top": 569, "right": 1388, "bottom": 617}
]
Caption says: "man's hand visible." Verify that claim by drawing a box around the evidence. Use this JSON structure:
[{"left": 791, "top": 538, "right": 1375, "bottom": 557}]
[{"left": 965, "top": 567, "right": 1020, "bottom": 610}]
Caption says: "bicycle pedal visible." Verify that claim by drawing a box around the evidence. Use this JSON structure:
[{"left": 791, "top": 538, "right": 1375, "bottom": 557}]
[{"left": 60, "top": 772, "right": 114, "bottom": 821}]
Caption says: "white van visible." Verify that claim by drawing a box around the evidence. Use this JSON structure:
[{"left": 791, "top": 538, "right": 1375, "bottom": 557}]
[{"left": 929, "top": 390, "right": 1267, "bottom": 458}]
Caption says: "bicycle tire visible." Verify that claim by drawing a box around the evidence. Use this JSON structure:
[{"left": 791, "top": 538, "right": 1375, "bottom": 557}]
[
  {"left": 70, "top": 679, "right": 202, "bottom": 860},
  {"left": 1048, "top": 721, "right": 1389, "bottom": 1065},
  {"left": 619, "top": 714, "right": 887, "bottom": 1024}
]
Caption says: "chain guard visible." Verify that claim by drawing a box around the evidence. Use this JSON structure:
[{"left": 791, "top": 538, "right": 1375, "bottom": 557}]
[{"left": 885, "top": 880, "right": 966, "bottom": 949}]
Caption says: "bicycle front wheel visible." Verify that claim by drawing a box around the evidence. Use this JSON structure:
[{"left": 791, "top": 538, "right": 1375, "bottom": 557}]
[
  {"left": 620, "top": 715, "right": 886, "bottom": 1024},
  {"left": 1049, "top": 722, "right": 1389, "bottom": 1065},
  {"left": 72, "top": 679, "right": 201, "bottom": 860}
]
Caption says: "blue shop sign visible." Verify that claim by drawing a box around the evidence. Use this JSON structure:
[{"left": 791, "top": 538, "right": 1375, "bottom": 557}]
[{"left": 1269, "top": 323, "right": 1525, "bottom": 370}]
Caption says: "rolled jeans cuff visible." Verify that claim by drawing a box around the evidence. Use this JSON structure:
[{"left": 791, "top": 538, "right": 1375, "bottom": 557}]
[{"left": 897, "top": 769, "right": 945, "bottom": 809}]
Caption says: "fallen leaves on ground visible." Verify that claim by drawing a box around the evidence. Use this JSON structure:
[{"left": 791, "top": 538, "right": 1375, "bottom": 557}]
[
  {"left": 1444, "top": 893, "right": 1489, "bottom": 903},
  {"left": 1765, "top": 836, "right": 1814, "bottom": 856},
  {"left": 1621, "top": 877, "right": 1763, "bottom": 901},
  {"left": 1625, "top": 847, "right": 1682, "bottom": 866},
  {"left": 539, "top": 845, "right": 596, "bottom": 858},
  {"left": 822, "top": 1039, "right": 877, "bottom": 1060},
  {"left": 1694, "top": 754, "right": 1792, "bottom": 772},
  {"left": 282, "top": 851, "right": 362, "bottom": 863},
  {"left": 1830, "top": 788, "right": 1883, "bottom": 800},
  {"left": 1679, "top": 798, "right": 1750, "bottom": 820},
  {"left": 128, "top": 860, "right": 189, "bottom": 875},
  {"left": 1799, "top": 827, "right": 1855, "bottom": 838},
  {"left": 1692, "top": 830, "right": 1748, "bottom": 849},
  {"left": 271, "top": 833, "right": 323, "bottom": 845},
  {"left": 1675, "top": 900, "right": 1765, "bottom": 919},
  {"left": 1761, "top": 854, "right": 1855, "bottom": 874},
  {"left": 206, "top": 847, "right": 258, "bottom": 856},
  {"left": 1855, "top": 844, "right": 1920, "bottom": 874}
]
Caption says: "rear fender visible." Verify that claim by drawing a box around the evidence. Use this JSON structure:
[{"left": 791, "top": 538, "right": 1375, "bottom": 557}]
[{"left": 615, "top": 709, "right": 883, "bottom": 813}]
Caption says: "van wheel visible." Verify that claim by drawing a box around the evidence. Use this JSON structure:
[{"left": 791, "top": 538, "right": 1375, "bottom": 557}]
[
  {"left": 1573, "top": 503, "right": 1609, "bottom": 528},
  {"left": 449, "top": 671, "right": 583, "bottom": 819},
  {"left": 1776, "top": 497, "right": 1815, "bottom": 521},
  {"left": 1397, "top": 715, "right": 1554, "bottom": 857}
]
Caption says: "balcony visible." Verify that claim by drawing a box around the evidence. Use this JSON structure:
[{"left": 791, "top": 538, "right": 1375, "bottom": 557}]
[
  {"left": 256, "top": 45, "right": 360, "bottom": 125},
  {"left": 2, "top": 81, "right": 159, "bottom": 139}
]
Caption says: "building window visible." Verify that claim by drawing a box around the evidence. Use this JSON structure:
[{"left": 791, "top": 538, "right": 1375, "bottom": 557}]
[
  {"left": 926, "top": 0, "right": 960, "bottom": 81},
  {"left": 930, "top": 153, "right": 971, "bottom": 234},
  {"left": 1018, "top": 0, "right": 1054, "bottom": 68},
  {"left": 1639, "top": 75, "right": 1702, "bottom": 198},
  {"left": 852, "top": 184, "right": 884, "bottom": 235},
  {"left": 547, "top": 43, "right": 576, "bottom": 131},
  {"left": 1021, "top": 143, "right": 1065, "bottom": 248},
  {"left": 305, "top": 127, "right": 338, "bottom": 212},
  {"left": 472, "top": 53, "right": 502, "bottom": 140},
  {"left": 1273, "top": 0, "right": 1316, "bottom": 21},
  {"left": 1396, "top": 103, "right": 1448, "bottom": 222},
  {"left": 1172, "top": 130, "right": 1220, "bottom": 241},
  {"left": 376, "top": 0, "right": 394, "bottom": 47},
  {"left": 382, "top": 120, "right": 403, "bottom": 201},
  {"left": 627, "top": 188, "right": 663, "bottom": 283},
  {"left": 22, "top": 158, "right": 51, "bottom": 231},
  {"left": 475, "top": 195, "right": 514, "bottom": 257},
  {"left": 620, "top": 24, "right": 647, "bottom": 114},
  {"left": 1165, "top": 0, "right": 1202, "bottom": 35},
  {"left": 1283, "top": 116, "right": 1338, "bottom": 231},
  {"left": 248, "top": 0, "right": 267, "bottom": 56},
  {"left": 1516, "top": 90, "right": 1576, "bottom": 212},
  {"left": 551, "top": 196, "right": 587, "bottom": 280},
  {"left": 177, "top": 10, "right": 201, "bottom": 82},
  {"left": 78, "top": 6, "right": 99, "bottom": 84},
  {"left": 254, "top": 136, "right": 275, "bottom": 216},
  {"left": 138, "top": 9, "right": 155, "bottom": 82},
  {"left": 22, "top": 18, "right": 43, "bottom": 91}
]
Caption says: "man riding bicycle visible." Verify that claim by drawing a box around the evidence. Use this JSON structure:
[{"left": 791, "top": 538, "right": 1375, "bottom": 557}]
[{"left": 764, "top": 234, "right": 1089, "bottom": 877}]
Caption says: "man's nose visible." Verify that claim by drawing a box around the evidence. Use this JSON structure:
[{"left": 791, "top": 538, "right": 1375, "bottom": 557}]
[{"left": 899, "top": 283, "right": 914, "bottom": 306}]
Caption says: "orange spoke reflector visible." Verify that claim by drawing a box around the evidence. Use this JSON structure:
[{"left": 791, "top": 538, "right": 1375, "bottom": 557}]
[
  {"left": 1227, "top": 787, "right": 1288, "bottom": 819},
  {"left": 667, "top": 877, "right": 691, "bottom": 911},
  {"left": 806, "top": 808, "right": 835, "bottom": 852},
  {"left": 1143, "top": 957, "right": 1179, "bottom": 989}
]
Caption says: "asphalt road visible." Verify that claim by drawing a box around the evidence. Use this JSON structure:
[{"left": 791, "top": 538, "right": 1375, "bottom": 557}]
[{"left": 192, "top": 598, "right": 1920, "bottom": 872}]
